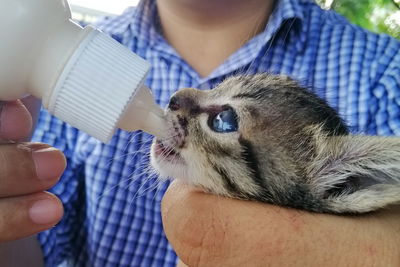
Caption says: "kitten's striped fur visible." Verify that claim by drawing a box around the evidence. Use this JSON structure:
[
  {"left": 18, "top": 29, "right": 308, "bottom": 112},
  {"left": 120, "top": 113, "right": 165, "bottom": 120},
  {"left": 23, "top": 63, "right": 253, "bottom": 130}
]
[{"left": 151, "top": 73, "right": 400, "bottom": 213}]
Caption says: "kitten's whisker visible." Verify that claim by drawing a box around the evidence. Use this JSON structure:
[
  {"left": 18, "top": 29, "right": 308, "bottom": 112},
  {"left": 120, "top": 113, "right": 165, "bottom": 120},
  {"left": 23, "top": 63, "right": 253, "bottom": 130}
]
[
  {"left": 101, "top": 159, "right": 159, "bottom": 202},
  {"left": 109, "top": 148, "right": 150, "bottom": 161},
  {"left": 128, "top": 172, "right": 161, "bottom": 203},
  {"left": 97, "top": 175, "right": 136, "bottom": 200}
]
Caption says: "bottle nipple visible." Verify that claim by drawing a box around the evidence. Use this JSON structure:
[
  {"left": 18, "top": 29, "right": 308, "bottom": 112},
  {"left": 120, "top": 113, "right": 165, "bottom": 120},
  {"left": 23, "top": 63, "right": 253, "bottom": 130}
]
[
  {"left": 118, "top": 85, "right": 167, "bottom": 139},
  {"left": 140, "top": 104, "right": 167, "bottom": 139}
]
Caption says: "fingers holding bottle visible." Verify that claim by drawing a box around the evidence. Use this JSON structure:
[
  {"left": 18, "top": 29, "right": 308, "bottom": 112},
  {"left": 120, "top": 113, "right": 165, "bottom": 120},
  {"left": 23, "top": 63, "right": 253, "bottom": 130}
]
[
  {"left": 0, "top": 100, "right": 33, "bottom": 141},
  {"left": 0, "top": 99, "right": 66, "bottom": 242},
  {"left": 0, "top": 143, "right": 66, "bottom": 197},
  {"left": 0, "top": 192, "right": 63, "bottom": 242}
]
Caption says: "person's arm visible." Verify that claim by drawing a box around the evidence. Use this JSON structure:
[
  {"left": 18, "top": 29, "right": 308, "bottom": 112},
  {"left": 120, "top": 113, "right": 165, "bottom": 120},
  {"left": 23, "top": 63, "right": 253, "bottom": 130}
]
[
  {"left": 0, "top": 99, "right": 65, "bottom": 265},
  {"left": 162, "top": 181, "right": 400, "bottom": 267}
]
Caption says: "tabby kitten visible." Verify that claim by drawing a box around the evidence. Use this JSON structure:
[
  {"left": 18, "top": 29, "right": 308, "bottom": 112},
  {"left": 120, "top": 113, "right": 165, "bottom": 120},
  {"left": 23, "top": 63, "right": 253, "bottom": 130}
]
[{"left": 150, "top": 73, "right": 400, "bottom": 214}]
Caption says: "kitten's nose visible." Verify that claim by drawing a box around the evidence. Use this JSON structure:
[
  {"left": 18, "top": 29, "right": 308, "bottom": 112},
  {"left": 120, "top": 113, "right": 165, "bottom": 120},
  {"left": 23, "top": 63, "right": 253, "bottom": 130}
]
[
  {"left": 168, "top": 88, "right": 202, "bottom": 114},
  {"left": 168, "top": 96, "right": 180, "bottom": 111},
  {"left": 168, "top": 95, "right": 197, "bottom": 112}
]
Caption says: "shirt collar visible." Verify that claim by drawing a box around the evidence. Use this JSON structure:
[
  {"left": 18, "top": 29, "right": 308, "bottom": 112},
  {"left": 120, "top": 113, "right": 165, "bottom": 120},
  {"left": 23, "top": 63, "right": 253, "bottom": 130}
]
[
  {"left": 268, "top": 0, "right": 304, "bottom": 32},
  {"left": 126, "top": 0, "right": 158, "bottom": 45},
  {"left": 262, "top": 0, "right": 308, "bottom": 53},
  {"left": 131, "top": 0, "right": 306, "bottom": 42},
  {"left": 207, "top": 0, "right": 307, "bottom": 79},
  {"left": 127, "top": 0, "right": 308, "bottom": 78}
]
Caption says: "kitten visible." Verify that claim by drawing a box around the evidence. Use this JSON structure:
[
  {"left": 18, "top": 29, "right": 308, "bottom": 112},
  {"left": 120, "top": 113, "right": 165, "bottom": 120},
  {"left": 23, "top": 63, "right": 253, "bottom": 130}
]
[{"left": 150, "top": 73, "right": 400, "bottom": 214}]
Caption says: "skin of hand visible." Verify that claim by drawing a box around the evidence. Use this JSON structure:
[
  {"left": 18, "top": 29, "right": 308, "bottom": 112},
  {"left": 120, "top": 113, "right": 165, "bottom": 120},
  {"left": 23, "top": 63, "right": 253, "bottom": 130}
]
[
  {"left": 162, "top": 181, "right": 400, "bottom": 267},
  {"left": 0, "top": 98, "right": 65, "bottom": 242}
]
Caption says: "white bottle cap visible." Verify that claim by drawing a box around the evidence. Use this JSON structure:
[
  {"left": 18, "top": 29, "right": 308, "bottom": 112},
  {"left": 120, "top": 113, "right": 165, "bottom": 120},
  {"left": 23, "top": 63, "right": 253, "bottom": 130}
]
[{"left": 47, "top": 29, "right": 150, "bottom": 143}]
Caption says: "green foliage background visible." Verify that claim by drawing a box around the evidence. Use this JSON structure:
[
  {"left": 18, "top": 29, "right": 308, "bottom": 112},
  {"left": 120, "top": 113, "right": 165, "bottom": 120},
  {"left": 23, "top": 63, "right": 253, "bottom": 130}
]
[{"left": 316, "top": 0, "right": 400, "bottom": 38}]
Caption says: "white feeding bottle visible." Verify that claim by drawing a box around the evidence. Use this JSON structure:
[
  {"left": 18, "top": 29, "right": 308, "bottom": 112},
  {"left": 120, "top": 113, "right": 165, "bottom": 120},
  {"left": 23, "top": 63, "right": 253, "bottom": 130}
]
[{"left": 0, "top": 0, "right": 166, "bottom": 142}]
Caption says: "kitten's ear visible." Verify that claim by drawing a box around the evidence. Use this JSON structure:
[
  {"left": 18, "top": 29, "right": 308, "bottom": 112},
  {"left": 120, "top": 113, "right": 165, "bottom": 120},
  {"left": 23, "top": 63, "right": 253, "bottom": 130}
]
[{"left": 309, "top": 136, "right": 400, "bottom": 213}]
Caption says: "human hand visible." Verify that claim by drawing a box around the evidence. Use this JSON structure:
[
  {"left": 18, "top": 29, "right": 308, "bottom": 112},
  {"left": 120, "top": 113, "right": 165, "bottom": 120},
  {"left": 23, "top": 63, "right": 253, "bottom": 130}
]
[
  {"left": 0, "top": 99, "right": 65, "bottom": 242},
  {"left": 162, "top": 181, "right": 400, "bottom": 267}
]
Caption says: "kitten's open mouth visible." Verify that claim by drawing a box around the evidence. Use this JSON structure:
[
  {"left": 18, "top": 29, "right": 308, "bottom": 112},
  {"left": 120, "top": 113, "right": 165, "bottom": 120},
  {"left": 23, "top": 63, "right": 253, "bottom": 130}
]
[{"left": 154, "top": 140, "right": 183, "bottom": 161}]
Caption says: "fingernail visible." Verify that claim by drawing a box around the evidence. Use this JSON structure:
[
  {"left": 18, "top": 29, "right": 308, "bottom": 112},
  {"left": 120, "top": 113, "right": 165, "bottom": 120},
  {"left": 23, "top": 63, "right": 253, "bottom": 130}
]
[
  {"left": 29, "top": 199, "right": 62, "bottom": 224},
  {"left": 32, "top": 147, "right": 66, "bottom": 180}
]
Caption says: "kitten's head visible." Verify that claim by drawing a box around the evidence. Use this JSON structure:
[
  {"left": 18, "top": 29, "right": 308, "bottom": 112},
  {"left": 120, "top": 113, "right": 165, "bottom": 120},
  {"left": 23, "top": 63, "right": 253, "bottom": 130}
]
[
  {"left": 150, "top": 74, "right": 400, "bottom": 213},
  {"left": 151, "top": 74, "right": 346, "bottom": 203}
]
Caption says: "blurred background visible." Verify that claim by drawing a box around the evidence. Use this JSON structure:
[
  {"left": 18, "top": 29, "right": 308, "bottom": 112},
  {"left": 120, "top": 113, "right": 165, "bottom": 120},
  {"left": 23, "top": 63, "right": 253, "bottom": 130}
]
[
  {"left": 317, "top": 0, "right": 400, "bottom": 38},
  {"left": 70, "top": 0, "right": 399, "bottom": 38},
  {"left": 69, "top": 0, "right": 139, "bottom": 24}
]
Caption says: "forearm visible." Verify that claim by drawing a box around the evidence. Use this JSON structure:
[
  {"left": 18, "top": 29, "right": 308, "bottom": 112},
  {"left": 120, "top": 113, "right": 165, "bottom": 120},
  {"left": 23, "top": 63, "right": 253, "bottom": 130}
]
[
  {"left": 0, "top": 236, "right": 44, "bottom": 267},
  {"left": 163, "top": 182, "right": 400, "bottom": 267}
]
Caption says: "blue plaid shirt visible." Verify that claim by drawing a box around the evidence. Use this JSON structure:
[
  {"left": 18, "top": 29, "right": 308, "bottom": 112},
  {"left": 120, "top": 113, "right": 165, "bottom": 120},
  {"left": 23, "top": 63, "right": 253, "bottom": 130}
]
[{"left": 33, "top": 0, "right": 400, "bottom": 266}]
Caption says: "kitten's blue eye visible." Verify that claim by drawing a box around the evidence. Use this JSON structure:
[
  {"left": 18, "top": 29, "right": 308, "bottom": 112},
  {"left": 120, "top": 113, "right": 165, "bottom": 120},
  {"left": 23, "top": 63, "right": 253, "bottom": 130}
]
[{"left": 210, "top": 108, "right": 238, "bottom": 133}]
